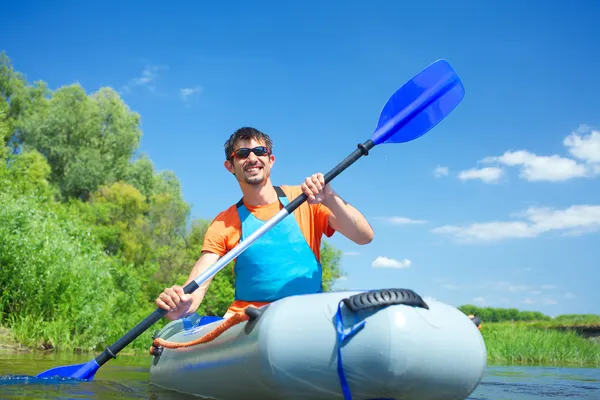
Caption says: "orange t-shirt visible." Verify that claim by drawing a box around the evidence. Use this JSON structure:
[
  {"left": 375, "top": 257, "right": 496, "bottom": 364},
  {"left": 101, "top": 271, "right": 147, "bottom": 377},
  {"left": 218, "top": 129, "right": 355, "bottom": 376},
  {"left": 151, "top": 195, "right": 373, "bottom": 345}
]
[{"left": 202, "top": 185, "right": 336, "bottom": 262}]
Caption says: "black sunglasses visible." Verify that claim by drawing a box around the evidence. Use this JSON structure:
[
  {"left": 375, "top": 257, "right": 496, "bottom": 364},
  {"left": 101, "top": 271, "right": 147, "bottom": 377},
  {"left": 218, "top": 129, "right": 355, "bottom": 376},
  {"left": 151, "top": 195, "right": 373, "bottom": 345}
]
[{"left": 231, "top": 146, "right": 270, "bottom": 159}]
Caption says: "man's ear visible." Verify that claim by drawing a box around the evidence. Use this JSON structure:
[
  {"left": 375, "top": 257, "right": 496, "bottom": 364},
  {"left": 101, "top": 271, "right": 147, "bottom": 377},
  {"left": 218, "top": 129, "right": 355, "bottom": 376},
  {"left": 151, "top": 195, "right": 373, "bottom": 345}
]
[{"left": 224, "top": 159, "right": 235, "bottom": 174}]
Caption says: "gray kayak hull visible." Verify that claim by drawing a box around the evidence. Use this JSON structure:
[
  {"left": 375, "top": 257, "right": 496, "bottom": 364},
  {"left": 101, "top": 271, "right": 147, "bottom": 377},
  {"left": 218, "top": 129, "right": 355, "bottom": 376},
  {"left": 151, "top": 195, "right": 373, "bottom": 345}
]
[{"left": 149, "top": 289, "right": 486, "bottom": 400}]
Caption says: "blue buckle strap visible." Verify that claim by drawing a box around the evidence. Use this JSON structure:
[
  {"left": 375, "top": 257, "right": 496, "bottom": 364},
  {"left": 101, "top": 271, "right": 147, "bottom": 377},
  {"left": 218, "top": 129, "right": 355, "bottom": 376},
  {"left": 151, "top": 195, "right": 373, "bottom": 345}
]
[{"left": 334, "top": 300, "right": 366, "bottom": 400}]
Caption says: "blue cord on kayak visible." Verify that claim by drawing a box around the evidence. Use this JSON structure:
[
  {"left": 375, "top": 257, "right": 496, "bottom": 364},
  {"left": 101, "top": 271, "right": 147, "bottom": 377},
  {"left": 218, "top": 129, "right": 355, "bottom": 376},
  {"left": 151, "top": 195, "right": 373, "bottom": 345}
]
[{"left": 335, "top": 300, "right": 366, "bottom": 400}]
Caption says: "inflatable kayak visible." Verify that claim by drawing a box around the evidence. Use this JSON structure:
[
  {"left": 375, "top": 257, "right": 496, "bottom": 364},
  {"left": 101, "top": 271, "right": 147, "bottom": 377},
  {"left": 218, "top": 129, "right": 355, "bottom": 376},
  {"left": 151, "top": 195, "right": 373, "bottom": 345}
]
[{"left": 148, "top": 288, "right": 486, "bottom": 400}]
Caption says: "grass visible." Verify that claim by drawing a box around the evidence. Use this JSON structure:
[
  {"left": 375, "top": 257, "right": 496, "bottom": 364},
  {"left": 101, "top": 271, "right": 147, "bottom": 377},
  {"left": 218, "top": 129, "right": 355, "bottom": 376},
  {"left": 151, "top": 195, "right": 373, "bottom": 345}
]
[
  {"left": 527, "top": 314, "right": 600, "bottom": 330},
  {"left": 0, "top": 326, "right": 28, "bottom": 351},
  {"left": 0, "top": 321, "right": 151, "bottom": 357},
  {"left": 481, "top": 321, "right": 600, "bottom": 366}
]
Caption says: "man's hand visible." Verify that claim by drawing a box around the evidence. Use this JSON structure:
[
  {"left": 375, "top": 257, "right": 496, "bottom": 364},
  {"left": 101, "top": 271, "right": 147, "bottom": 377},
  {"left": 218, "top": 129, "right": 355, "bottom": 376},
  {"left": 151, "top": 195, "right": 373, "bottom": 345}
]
[
  {"left": 301, "top": 173, "right": 375, "bottom": 245},
  {"left": 301, "top": 173, "right": 334, "bottom": 205},
  {"left": 156, "top": 285, "right": 194, "bottom": 320}
]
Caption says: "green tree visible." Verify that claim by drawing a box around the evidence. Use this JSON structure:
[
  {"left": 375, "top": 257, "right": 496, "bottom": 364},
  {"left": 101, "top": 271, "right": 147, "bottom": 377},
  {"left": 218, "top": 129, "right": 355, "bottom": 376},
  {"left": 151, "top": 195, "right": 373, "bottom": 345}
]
[
  {"left": 0, "top": 149, "right": 55, "bottom": 200},
  {"left": 0, "top": 102, "right": 10, "bottom": 158},
  {"left": 0, "top": 52, "right": 27, "bottom": 157},
  {"left": 124, "top": 154, "right": 156, "bottom": 198},
  {"left": 321, "top": 240, "right": 343, "bottom": 291},
  {"left": 86, "top": 181, "right": 150, "bottom": 260},
  {"left": 17, "top": 84, "right": 142, "bottom": 200},
  {"left": 457, "top": 305, "right": 552, "bottom": 322}
]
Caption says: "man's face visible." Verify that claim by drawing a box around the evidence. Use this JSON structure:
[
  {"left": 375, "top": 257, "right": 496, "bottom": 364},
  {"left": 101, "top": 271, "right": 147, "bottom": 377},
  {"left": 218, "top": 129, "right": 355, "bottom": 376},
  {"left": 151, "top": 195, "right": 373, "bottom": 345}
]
[{"left": 225, "top": 138, "right": 274, "bottom": 186}]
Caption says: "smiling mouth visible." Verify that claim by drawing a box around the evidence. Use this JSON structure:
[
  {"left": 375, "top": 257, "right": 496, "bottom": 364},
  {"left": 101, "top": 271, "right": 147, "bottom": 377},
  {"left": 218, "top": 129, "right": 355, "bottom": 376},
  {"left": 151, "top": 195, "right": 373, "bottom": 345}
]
[{"left": 244, "top": 165, "right": 262, "bottom": 173}]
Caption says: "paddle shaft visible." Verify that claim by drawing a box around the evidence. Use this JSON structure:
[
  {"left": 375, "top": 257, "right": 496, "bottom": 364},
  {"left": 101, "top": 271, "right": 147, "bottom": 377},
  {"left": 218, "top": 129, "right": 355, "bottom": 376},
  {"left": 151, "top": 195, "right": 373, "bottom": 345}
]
[{"left": 93, "top": 139, "right": 375, "bottom": 368}]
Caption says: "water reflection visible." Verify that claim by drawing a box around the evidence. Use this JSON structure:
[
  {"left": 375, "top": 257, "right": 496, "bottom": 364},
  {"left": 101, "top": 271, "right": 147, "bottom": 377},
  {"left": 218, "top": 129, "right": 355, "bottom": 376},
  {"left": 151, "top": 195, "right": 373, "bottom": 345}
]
[
  {"left": 0, "top": 351, "right": 598, "bottom": 399},
  {"left": 468, "top": 365, "right": 600, "bottom": 400}
]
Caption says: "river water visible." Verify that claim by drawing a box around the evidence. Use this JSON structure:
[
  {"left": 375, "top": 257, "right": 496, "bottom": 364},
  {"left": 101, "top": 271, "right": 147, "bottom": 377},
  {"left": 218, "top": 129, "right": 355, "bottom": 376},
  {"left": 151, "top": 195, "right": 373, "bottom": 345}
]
[{"left": 0, "top": 351, "right": 598, "bottom": 399}]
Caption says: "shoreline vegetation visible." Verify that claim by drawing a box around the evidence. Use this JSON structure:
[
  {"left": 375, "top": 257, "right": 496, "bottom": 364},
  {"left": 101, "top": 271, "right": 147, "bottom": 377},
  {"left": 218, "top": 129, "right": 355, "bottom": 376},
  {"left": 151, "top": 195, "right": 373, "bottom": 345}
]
[
  {"left": 482, "top": 321, "right": 600, "bottom": 366},
  {"left": 1, "top": 52, "right": 598, "bottom": 368},
  {"left": 458, "top": 305, "right": 600, "bottom": 367},
  {"left": 1, "top": 307, "right": 599, "bottom": 368}
]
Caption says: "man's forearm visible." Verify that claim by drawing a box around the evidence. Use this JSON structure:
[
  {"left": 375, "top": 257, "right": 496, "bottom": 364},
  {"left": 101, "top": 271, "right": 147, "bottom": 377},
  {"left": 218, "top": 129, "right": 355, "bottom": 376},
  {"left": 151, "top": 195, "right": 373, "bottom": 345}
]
[
  {"left": 324, "top": 190, "right": 374, "bottom": 245},
  {"left": 177, "top": 254, "right": 219, "bottom": 317},
  {"left": 183, "top": 264, "right": 214, "bottom": 316}
]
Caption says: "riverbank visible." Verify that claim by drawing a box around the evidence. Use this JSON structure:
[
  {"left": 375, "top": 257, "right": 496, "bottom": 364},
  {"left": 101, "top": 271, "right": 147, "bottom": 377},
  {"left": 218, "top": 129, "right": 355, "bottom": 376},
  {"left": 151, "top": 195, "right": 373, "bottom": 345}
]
[
  {"left": 0, "top": 324, "right": 143, "bottom": 356},
  {"left": 481, "top": 321, "right": 600, "bottom": 366},
  {"left": 0, "top": 327, "right": 29, "bottom": 352},
  {"left": 2, "top": 318, "right": 599, "bottom": 366}
]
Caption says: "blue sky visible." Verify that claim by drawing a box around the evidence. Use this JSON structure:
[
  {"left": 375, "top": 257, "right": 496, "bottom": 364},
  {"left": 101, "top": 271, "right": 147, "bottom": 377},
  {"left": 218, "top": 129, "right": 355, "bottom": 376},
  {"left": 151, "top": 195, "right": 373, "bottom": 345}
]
[{"left": 2, "top": 0, "right": 599, "bottom": 316}]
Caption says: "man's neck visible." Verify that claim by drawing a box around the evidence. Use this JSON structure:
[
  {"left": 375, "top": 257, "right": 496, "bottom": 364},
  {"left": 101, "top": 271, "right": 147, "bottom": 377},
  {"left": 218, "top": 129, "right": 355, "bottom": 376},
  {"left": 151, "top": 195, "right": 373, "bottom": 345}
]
[{"left": 239, "top": 180, "right": 279, "bottom": 206}]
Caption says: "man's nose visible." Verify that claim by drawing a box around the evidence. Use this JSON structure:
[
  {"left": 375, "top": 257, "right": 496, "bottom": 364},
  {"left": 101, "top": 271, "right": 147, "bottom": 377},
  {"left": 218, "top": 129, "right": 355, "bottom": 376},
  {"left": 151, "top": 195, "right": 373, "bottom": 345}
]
[{"left": 246, "top": 151, "right": 259, "bottom": 161}]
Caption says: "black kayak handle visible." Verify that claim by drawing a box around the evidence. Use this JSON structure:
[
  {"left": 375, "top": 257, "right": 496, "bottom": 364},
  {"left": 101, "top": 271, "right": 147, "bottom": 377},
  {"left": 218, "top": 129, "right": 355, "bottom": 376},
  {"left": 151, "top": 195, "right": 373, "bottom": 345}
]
[{"left": 342, "top": 288, "right": 429, "bottom": 312}]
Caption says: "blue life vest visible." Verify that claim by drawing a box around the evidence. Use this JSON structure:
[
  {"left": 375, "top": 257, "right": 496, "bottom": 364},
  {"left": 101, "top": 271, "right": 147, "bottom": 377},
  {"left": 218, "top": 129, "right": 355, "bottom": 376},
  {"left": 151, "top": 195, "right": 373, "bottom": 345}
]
[{"left": 233, "top": 186, "right": 323, "bottom": 302}]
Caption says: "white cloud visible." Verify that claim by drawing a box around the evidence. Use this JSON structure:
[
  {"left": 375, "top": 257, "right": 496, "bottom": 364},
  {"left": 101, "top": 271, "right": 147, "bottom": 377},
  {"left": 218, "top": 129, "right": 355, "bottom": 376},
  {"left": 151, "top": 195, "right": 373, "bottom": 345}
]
[
  {"left": 434, "top": 166, "right": 449, "bottom": 178},
  {"left": 438, "top": 279, "right": 560, "bottom": 297},
  {"left": 436, "top": 277, "right": 567, "bottom": 309},
  {"left": 522, "top": 297, "right": 557, "bottom": 306},
  {"left": 432, "top": 204, "right": 600, "bottom": 243},
  {"left": 496, "top": 282, "right": 530, "bottom": 293},
  {"left": 460, "top": 125, "right": 600, "bottom": 183},
  {"left": 442, "top": 283, "right": 460, "bottom": 290},
  {"left": 381, "top": 216, "right": 427, "bottom": 225},
  {"left": 372, "top": 256, "right": 412, "bottom": 268},
  {"left": 458, "top": 166, "right": 504, "bottom": 183},
  {"left": 438, "top": 279, "right": 565, "bottom": 308},
  {"left": 433, "top": 221, "right": 535, "bottom": 242},
  {"left": 564, "top": 125, "right": 600, "bottom": 163},
  {"left": 472, "top": 296, "right": 486, "bottom": 306},
  {"left": 122, "top": 64, "right": 169, "bottom": 94},
  {"left": 180, "top": 86, "right": 203, "bottom": 101},
  {"left": 482, "top": 150, "right": 589, "bottom": 182}
]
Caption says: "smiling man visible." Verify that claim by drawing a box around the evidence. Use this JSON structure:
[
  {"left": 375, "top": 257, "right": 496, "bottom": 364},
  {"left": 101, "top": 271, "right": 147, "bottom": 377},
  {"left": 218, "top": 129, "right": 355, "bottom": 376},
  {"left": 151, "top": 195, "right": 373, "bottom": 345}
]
[{"left": 155, "top": 126, "right": 374, "bottom": 319}]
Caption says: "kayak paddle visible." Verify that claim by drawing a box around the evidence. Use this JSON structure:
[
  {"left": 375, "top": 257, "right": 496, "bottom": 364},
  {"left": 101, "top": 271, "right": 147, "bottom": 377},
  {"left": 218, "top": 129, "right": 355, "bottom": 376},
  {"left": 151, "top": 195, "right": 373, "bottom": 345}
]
[{"left": 35, "top": 58, "right": 465, "bottom": 381}]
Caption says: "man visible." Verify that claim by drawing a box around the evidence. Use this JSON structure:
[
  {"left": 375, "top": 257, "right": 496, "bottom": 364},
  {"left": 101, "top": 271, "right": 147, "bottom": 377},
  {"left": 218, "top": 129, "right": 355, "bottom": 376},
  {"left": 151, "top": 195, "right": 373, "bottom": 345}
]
[{"left": 155, "top": 127, "right": 374, "bottom": 320}]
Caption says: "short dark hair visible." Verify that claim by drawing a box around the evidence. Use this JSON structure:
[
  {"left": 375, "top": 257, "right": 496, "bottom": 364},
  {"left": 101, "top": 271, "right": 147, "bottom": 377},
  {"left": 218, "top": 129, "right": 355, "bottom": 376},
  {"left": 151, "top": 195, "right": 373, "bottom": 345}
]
[{"left": 224, "top": 127, "right": 273, "bottom": 161}]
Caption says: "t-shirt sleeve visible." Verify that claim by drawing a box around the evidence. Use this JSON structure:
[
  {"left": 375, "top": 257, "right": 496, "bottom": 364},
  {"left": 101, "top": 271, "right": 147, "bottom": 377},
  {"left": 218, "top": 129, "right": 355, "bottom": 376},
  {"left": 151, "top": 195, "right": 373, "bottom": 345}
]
[
  {"left": 281, "top": 184, "right": 336, "bottom": 238},
  {"left": 314, "top": 203, "right": 336, "bottom": 237},
  {"left": 201, "top": 210, "right": 231, "bottom": 257}
]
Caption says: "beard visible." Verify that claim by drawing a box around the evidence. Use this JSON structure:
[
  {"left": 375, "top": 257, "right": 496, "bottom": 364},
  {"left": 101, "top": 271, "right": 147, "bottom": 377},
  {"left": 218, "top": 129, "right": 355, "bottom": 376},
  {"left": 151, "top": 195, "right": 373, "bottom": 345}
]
[
  {"left": 240, "top": 163, "right": 267, "bottom": 185},
  {"left": 244, "top": 172, "right": 265, "bottom": 185}
]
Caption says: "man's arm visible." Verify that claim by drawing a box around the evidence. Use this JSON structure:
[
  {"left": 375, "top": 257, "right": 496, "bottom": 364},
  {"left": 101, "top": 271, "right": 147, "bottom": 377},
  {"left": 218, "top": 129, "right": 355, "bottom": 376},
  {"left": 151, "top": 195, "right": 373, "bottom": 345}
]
[
  {"left": 324, "top": 189, "right": 374, "bottom": 245},
  {"left": 300, "top": 173, "right": 374, "bottom": 245},
  {"left": 155, "top": 251, "right": 220, "bottom": 321}
]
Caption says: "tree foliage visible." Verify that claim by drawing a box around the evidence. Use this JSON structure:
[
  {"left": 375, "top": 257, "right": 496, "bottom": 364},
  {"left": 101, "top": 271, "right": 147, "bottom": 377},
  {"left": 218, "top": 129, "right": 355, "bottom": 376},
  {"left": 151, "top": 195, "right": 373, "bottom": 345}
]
[
  {"left": 321, "top": 241, "right": 343, "bottom": 292},
  {"left": 16, "top": 84, "right": 142, "bottom": 200},
  {"left": 458, "top": 305, "right": 552, "bottom": 322}
]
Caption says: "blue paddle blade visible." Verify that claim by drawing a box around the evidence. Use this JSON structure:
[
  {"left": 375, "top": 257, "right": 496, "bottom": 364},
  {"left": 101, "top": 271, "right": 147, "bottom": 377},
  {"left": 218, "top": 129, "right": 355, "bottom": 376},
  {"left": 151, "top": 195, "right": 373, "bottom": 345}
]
[
  {"left": 35, "top": 359, "right": 99, "bottom": 380},
  {"left": 370, "top": 59, "right": 465, "bottom": 145}
]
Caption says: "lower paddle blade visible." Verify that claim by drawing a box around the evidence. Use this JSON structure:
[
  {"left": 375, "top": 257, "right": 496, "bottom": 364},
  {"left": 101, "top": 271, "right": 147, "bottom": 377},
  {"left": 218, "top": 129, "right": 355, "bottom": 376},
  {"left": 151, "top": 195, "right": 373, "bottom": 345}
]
[
  {"left": 370, "top": 59, "right": 465, "bottom": 145},
  {"left": 35, "top": 359, "right": 99, "bottom": 380}
]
